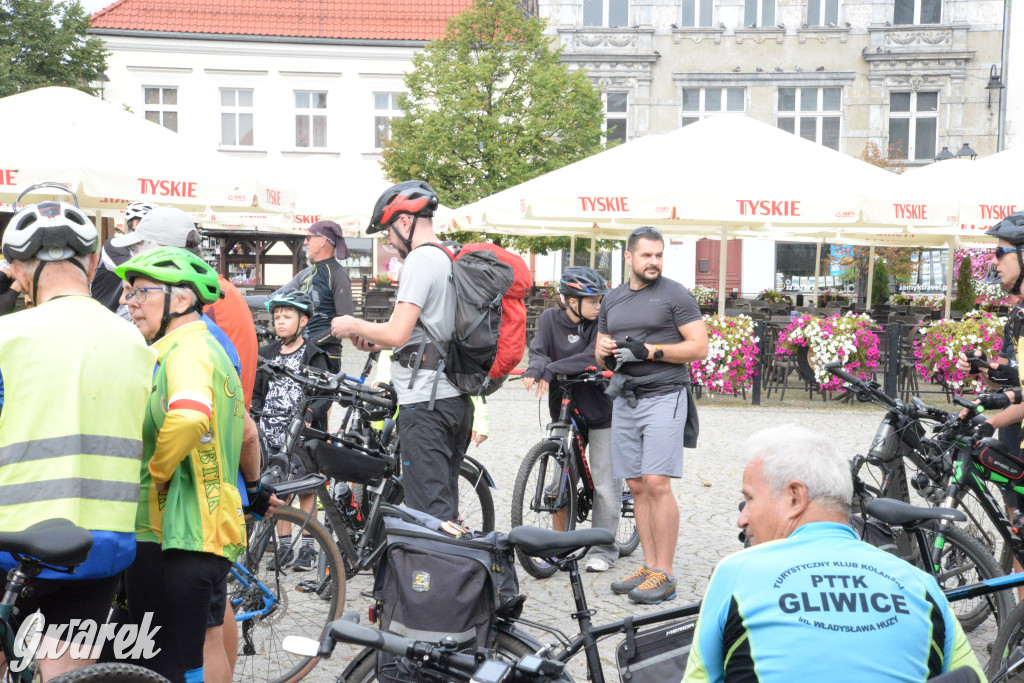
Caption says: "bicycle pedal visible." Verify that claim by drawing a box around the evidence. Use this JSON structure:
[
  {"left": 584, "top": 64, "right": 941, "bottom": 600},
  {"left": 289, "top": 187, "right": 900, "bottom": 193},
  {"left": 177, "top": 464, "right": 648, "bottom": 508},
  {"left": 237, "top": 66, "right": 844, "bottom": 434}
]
[{"left": 295, "top": 580, "right": 319, "bottom": 593}]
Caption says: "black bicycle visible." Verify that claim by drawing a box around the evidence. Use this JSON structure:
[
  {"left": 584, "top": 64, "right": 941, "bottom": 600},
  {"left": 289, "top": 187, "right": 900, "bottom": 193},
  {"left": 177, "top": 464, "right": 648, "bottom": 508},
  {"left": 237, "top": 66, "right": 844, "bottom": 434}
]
[
  {"left": 510, "top": 369, "right": 639, "bottom": 579},
  {"left": 0, "top": 519, "right": 169, "bottom": 683},
  {"left": 234, "top": 358, "right": 496, "bottom": 682},
  {"left": 336, "top": 526, "right": 697, "bottom": 683}
]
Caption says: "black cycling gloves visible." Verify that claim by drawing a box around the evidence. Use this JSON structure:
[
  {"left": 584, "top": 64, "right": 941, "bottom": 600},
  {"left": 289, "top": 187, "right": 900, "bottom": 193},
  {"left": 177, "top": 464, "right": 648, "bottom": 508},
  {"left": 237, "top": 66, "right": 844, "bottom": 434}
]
[{"left": 246, "top": 480, "right": 277, "bottom": 520}]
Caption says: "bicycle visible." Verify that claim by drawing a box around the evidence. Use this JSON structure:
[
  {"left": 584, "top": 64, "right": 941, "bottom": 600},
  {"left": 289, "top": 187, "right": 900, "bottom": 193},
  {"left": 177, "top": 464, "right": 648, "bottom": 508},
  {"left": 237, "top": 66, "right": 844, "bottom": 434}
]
[
  {"left": 0, "top": 518, "right": 168, "bottom": 682},
  {"left": 826, "top": 361, "right": 1019, "bottom": 631},
  {"left": 232, "top": 357, "right": 497, "bottom": 682},
  {"left": 337, "top": 525, "right": 698, "bottom": 682},
  {"left": 510, "top": 369, "right": 639, "bottom": 579}
]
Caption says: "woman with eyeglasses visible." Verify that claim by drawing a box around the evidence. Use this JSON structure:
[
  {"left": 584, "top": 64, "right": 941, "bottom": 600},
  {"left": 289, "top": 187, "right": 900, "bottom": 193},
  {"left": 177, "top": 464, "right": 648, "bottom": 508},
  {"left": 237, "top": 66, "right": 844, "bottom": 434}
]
[{"left": 116, "top": 246, "right": 246, "bottom": 683}]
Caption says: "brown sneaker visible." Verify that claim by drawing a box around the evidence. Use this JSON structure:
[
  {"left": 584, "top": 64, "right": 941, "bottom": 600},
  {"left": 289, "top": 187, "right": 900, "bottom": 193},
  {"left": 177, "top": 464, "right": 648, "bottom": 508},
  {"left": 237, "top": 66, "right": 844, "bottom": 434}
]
[
  {"left": 611, "top": 565, "right": 653, "bottom": 595},
  {"left": 628, "top": 571, "right": 677, "bottom": 605}
]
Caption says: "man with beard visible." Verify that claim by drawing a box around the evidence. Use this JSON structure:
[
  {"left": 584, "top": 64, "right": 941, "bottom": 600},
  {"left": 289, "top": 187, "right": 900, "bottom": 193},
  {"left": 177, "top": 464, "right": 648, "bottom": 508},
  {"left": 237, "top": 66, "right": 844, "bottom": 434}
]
[
  {"left": 330, "top": 181, "right": 471, "bottom": 521},
  {"left": 595, "top": 226, "right": 708, "bottom": 604}
]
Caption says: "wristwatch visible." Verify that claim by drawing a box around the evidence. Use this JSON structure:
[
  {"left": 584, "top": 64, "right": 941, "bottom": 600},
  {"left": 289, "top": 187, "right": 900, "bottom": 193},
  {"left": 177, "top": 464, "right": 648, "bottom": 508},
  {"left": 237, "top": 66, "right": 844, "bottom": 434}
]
[{"left": 652, "top": 345, "right": 664, "bottom": 361}]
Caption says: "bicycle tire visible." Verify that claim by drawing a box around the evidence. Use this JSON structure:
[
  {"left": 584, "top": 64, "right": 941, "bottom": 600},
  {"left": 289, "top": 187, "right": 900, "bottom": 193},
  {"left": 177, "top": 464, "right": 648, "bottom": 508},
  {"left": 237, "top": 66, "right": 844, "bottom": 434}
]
[
  {"left": 511, "top": 440, "right": 577, "bottom": 579},
  {"left": 459, "top": 462, "right": 496, "bottom": 533},
  {"left": 231, "top": 505, "right": 345, "bottom": 683},
  {"left": 48, "top": 663, "right": 170, "bottom": 682},
  {"left": 987, "top": 598, "right": 1024, "bottom": 682},
  {"left": 920, "top": 524, "right": 1012, "bottom": 633},
  {"left": 616, "top": 485, "right": 640, "bottom": 557},
  {"left": 341, "top": 630, "right": 558, "bottom": 683}
]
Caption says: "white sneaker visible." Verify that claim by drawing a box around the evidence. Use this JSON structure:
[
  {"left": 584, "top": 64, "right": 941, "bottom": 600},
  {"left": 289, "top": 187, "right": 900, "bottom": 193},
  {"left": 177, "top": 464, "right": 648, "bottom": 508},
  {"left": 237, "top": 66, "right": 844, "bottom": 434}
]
[{"left": 586, "top": 557, "right": 611, "bottom": 573}]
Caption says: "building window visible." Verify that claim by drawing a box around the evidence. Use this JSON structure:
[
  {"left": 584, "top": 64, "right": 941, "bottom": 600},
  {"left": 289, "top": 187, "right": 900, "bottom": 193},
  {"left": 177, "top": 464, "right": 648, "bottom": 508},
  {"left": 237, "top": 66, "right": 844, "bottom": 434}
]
[
  {"left": 681, "top": 0, "right": 713, "bottom": 27},
  {"left": 894, "top": 0, "right": 941, "bottom": 25},
  {"left": 743, "top": 0, "right": 775, "bottom": 27},
  {"left": 295, "top": 91, "right": 327, "bottom": 148},
  {"left": 681, "top": 87, "right": 745, "bottom": 126},
  {"left": 807, "top": 0, "right": 839, "bottom": 26},
  {"left": 605, "top": 93, "right": 628, "bottom": 144},
  {"left": 583, "top": 0, "right": 628, "bottom": 27},
  {"left": 220, "top": 89, "right": 253, "bottom": 147},
  {"left": 374, "top": 93, "right": 402, "bottom": 151},
  {"left": 777, "top": 87, "right": 841, "bottom": 151},
  {"left": 888, "top": 91, "right": 938, "bottom": 160},
  {"left": 143, "top": 87, "right": 178, "bottom": 132}
]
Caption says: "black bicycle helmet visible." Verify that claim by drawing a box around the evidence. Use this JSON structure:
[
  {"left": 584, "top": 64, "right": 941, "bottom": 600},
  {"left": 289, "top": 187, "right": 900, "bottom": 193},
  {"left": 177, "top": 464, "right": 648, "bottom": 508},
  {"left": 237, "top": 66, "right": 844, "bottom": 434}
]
[
  {"left": 559, "top": 267, "right": 609, "bottom": 298},
  {"left": 366, "top": 181, "right": 439, "bottom": 235},
  {"left": 986, "top": 211, "right": 1024, "bottom": 294},
  {"left": 265, "top": 288, "right": 315, "bottom": 318}
]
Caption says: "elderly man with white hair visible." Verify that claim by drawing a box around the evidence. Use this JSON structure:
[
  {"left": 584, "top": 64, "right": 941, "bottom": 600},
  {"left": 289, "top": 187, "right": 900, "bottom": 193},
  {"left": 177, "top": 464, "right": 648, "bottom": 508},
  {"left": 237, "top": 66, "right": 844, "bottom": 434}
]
[{"left": 683, "top": 425, "right": 984, "bottom": 683}]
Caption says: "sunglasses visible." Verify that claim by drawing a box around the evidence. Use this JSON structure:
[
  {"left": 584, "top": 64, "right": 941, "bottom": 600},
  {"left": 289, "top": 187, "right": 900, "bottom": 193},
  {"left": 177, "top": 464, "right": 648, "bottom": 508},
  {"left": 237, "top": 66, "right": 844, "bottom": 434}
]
[
  {"left": 630, "top": 226, "right": 662, "bottom": 239},
  {"left": 994, "top": 246, "right": 1023, "bottom": 259}
]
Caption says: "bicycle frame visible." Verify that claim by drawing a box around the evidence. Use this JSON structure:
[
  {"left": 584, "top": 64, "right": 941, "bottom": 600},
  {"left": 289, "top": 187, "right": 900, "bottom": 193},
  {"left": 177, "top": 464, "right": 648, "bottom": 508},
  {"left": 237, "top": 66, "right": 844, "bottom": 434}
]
[{"left": 0, "top": 564, "right": 37, "bottom": 683}]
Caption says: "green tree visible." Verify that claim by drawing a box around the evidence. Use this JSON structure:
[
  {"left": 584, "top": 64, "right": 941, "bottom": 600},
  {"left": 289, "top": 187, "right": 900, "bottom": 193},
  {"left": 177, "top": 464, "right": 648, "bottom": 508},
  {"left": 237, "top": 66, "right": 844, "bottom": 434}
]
[
  {"left": 871, "top": 259, "right": 890, "bottom": 306},
  {"left": 381, "top": 0, "right": 607, "bottom": 254},
  {"left": 0, "top": 0, "right": 108, "bottom": 98},
  {"left": 952, "top": 253, "right": 976, "bottom": 313}
]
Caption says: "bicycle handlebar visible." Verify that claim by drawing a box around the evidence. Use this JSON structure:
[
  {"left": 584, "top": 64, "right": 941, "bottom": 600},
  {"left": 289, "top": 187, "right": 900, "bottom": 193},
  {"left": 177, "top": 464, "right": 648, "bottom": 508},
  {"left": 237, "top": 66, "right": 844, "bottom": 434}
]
[
  {"left": 258, "top": 357, "right": 393, "bottom": 408},
  {"left": 324, "top": 618, "right": 479, "bottom": 675}
]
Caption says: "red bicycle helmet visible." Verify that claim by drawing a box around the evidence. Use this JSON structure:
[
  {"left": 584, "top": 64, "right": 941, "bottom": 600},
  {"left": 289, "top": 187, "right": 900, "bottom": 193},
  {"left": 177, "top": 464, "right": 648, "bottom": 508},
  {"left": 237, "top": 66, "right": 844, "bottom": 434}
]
[{"left": 366, "top": 181, "right": 439, "bottom": 234}]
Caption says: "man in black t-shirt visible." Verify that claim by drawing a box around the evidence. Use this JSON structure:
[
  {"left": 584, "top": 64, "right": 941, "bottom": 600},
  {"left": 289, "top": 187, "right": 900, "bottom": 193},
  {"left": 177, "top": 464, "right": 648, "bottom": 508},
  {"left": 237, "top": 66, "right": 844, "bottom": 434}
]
[
  {"left": 91, "top": 201, "right": 155, "bottom": 315},
  {"left": 596, "top": 226, "right": 708, "bottom": 604}
]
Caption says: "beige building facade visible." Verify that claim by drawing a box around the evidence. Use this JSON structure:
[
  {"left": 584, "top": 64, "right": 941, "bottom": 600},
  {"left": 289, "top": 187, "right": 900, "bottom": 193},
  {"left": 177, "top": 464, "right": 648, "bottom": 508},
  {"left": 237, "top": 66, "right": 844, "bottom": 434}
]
[{"left": 536, "top": 1, "right": 1007, "bottom": 295}]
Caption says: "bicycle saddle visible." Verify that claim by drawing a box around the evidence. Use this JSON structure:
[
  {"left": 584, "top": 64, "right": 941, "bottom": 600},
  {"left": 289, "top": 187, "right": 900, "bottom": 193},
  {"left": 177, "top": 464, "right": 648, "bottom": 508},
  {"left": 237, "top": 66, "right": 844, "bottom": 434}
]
[
  {"left": 508, "top": 526, "right": 615, "bottom": 559},
  {"left": 0, "top": 518, "right": 93, "bottom": 568},
  {"left": 864, "top": 498, "right": 966, "bottom": 527}
]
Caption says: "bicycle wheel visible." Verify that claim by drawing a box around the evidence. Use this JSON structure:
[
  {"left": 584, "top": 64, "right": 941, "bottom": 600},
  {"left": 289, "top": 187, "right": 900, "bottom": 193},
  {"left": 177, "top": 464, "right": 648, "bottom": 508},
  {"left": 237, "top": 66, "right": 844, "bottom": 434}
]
[
  {"left": 459, "top": 462, "right": 495, "bottom": 533},
  {"left": 920, "top": 525, "right": 1012, "bottom": 633},
  {"left": 231, "top": 505, "right": 346, "bottom": 683},
  {"left": 616, "top": 485, "right": 640, "bottom": 557},
  {"left": 341, "top": 630, "right": 556, "bottom": 682},
  {"left": 49, "top": 663, "right": 170, "bottom": 682},
  {"left": 987, "top": 599, "right": 1024, "bottom": 682},
  {"left": 511, "top": 440, "right": 577, "bottom": 579}
]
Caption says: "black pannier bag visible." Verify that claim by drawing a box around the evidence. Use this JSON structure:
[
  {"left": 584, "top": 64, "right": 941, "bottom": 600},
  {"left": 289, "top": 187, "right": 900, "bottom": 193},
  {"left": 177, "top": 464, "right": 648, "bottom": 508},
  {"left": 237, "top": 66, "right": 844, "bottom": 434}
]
[
  {"left": 373, "top": 506, "right": 521, "bottom": 683},
  {"left": 615, "top": 615, "right": 698, "bottom": 683},
  {"left": 305, "top": 438, "right": 388, "bottom": 483},
  {"left": 975, "top": 437, "right": 1024, "bottom": 482}
]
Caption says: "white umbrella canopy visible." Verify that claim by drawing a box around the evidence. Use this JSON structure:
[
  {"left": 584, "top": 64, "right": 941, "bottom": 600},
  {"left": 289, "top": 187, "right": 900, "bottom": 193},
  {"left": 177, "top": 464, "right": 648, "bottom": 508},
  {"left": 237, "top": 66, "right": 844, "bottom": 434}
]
[
  {"left": 0, "top": 87, "right": 295, "bottom": 213},
  {"left": 451, "top": 114, "right": 958, "bottom": 239},
  {"left": 894, "top": 146, "right": 1024, "bottom": 245}
]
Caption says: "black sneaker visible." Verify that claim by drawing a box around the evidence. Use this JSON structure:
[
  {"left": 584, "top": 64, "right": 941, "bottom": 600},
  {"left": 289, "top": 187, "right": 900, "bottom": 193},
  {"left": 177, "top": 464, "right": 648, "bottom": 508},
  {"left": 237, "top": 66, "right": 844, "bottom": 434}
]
[
  {"left": 292, "top": 544, "right": 318, "bottom": 572},
  {"left": 267, "top": 544, "right": 293, "bottom": 571},
  {"left": 628, "top": 572, "right": 677, "bottom": 605}
]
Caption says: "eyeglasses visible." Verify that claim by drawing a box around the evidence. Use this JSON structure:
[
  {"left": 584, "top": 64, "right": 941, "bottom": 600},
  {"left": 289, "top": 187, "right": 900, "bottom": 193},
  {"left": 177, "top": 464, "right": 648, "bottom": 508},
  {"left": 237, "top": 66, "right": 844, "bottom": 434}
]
[
  {"left": 124, "top": 286, "right": 167, "bottom": 304},
  {"left": 630, "top": 226, "right": 662, "bottom": 239},
  {"left": 994, "top": 246, "right": 1023, "bottom": 259}
]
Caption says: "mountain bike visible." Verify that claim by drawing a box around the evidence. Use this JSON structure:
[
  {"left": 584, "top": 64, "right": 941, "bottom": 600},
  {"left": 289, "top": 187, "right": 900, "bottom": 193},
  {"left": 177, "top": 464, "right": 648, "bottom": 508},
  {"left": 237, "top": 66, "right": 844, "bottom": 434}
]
[
  {"left": 510, "top": 369, "right": 638, "bottom": 579},
  {"left": 232, "top": 358, "right": 496, "bottom": 682},
  {"left": 334, "top": 525, "right": 697, "bottom": 683},
  {"left": 0, "top": 518, "right": 168, "bottom": 683}
]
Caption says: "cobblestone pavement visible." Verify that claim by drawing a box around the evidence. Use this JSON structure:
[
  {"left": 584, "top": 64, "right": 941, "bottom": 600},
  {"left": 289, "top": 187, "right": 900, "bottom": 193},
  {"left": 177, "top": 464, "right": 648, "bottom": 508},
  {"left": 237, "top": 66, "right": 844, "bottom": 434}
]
[{"left": 286, "top": 352, "right": 1002, "bottom": 681}]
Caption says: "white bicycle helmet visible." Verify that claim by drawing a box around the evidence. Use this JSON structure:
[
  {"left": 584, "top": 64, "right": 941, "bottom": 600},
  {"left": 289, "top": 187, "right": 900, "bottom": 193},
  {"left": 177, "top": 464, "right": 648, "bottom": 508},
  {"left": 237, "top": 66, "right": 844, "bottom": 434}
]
[
  {"left": 2, "top": 202, "right": 98, "bottom": 263},
  {"left": 125, "top": 201, "right": 157, "bottom": 225}
]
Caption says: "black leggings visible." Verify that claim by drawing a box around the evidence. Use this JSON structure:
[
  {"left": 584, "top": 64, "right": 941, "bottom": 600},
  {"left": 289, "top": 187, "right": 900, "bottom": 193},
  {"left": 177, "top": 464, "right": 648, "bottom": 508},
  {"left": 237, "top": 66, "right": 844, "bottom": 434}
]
[{"left": 124, "top": 542, "right": 231, "bottom": 683}]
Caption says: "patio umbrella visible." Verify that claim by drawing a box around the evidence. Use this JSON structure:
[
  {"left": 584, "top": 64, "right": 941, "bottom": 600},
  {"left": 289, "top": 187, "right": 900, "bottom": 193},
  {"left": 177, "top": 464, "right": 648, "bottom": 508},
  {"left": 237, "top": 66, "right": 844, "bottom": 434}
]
[
  {"left": 451, "top": 114, "right": 958, "bottom": 312},
  {"left": 0, "top": 87, "right": 295, "bottom": 215}
]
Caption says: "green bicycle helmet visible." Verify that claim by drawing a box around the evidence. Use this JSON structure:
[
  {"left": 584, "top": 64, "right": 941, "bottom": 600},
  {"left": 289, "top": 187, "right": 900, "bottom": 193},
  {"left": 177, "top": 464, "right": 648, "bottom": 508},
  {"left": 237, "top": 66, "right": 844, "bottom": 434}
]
[
  {"left": 116, "top": 247, "right": 221, "bottom": 340},
  {"left": 265, "top": 288, "right": 314, "bottom": 318}
]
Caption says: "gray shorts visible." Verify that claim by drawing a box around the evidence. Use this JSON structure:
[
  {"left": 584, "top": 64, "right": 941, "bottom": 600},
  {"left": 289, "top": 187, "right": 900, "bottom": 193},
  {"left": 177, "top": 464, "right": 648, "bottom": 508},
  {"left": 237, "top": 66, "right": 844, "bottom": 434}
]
[{"left": 611, "top": 389, "right": 686, "bottom": 479}]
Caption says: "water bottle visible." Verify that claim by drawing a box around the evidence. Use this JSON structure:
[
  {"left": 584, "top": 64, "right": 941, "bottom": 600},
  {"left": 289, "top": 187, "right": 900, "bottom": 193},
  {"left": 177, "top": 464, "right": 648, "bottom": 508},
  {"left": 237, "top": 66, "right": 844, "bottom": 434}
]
[
  {"left": 333, "top": 482, "right": 362, "bottom": 525},
  {"left": 867, "top": 420, "right": 897, "bottom": 461}
]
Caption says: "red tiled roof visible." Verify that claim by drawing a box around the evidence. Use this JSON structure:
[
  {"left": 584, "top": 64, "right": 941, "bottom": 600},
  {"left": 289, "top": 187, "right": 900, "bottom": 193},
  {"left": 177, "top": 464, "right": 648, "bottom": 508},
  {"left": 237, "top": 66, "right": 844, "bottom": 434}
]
[{"left": 89, "top": 0, "right": 475, "bottom": 41}]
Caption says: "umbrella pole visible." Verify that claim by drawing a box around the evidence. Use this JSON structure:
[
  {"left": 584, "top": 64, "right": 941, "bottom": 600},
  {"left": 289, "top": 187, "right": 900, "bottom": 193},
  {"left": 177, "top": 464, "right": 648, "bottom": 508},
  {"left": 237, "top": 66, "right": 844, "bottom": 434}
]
[
  {"left": 717, "top": 224, "right": 727, "bottom": 316},
  {"left": 812, "top": 242, "right": 822, "bottom": 307},
  {"left": 866, "top": 246, "right": 876, "bottom": 311},
  {"left": 944, "top": 243, "right": 954, "bottom": 319},
  {"left": 569, "top": 236, "right": 576, "bottom": 270},
  {"left": 589, "top": 237, "right": 596, "bottom": 269}
]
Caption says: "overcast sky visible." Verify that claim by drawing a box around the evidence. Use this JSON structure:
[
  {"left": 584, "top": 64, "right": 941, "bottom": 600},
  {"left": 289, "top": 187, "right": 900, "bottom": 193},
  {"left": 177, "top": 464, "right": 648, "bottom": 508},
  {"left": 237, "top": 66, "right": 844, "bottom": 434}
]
[{"left": 82, "top": 0, "right": 116, "bottom": 16}]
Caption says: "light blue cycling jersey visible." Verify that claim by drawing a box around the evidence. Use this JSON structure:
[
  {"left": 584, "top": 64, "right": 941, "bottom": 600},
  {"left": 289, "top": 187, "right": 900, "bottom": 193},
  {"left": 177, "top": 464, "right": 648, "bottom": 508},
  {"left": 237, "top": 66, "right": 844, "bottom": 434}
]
[{"left": 683, "top": 522, "right": 983, "bottom": 683}]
